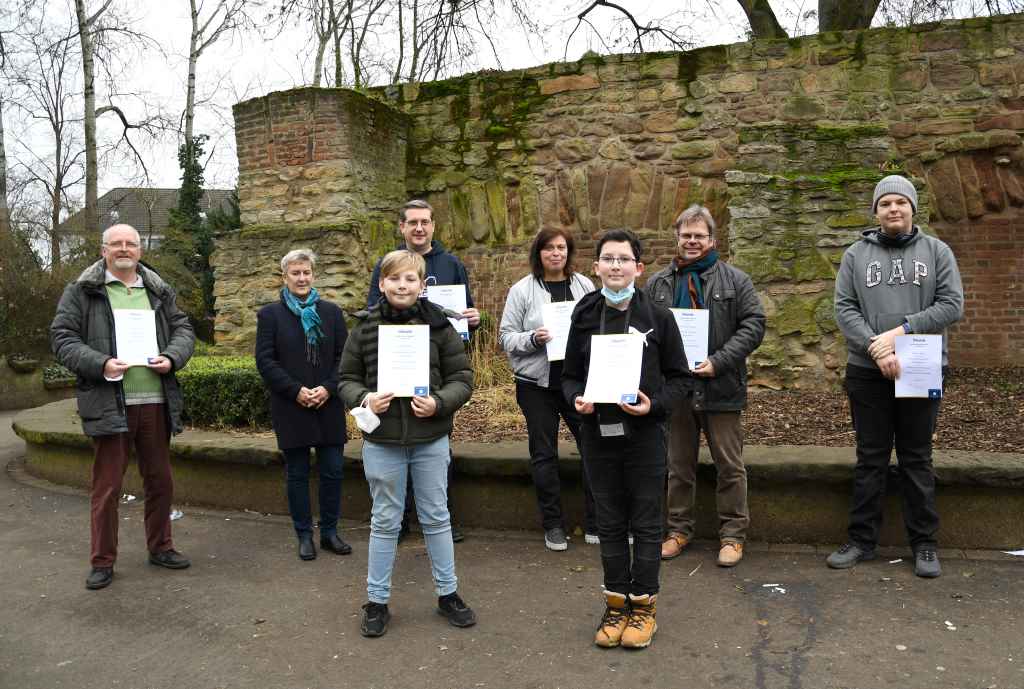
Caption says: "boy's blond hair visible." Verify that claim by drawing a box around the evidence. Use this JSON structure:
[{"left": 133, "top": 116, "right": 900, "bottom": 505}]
[{"left": 379, "top": 249, "right": 426, "bottom": 280}]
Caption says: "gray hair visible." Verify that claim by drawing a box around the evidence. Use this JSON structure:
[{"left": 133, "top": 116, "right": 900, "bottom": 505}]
[
  {"left": 101, "top": 224, "right": 141, "bottom": 244},
  {"left": 280, "top": 249, "right": 317, "bottom": 273},
  {"left": 673, "top": 205, "right": 716, "bottom": 235},
  {"left": 399, "top": 199, "right": 433, "bottom": 222}
]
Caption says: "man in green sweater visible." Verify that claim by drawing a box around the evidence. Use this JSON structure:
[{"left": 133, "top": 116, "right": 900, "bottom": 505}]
[{"left": 51, "top": 224, "right": 196, "bottom": 590}]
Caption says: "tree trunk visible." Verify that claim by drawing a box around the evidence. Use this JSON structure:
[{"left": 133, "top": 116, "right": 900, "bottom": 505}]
[
  {"left": 75, "top": 0, "right": 100, "bottom": 240},
  {"left": 818, "top": 0, "right": 882, "bottom": 31},
  {"left": 186, "top": 0, "right": 199, "bottom": 146},
  {"left": 735, "top": 0, "right": 788, "bottom": 39},
  {"left": 0, "top": 97, "right": 11, "bottom": 241}
]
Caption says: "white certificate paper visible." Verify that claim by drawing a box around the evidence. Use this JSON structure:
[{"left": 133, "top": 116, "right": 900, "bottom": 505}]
[
  {"left": 669, "top": 308, "right": 709, "bottom": 370},
  {"left": 541, "top": 301, "right": 576, "bottom": 362},
  {"left": 426, "top": 284, "right": 469, "bottom": 341},
  {"left": 894, "top": 334, "right": 943, "bottom": 398},
  {"left": 112, "top": 309, "right": 159, "bottom": 366},
  {"left": 377, "top": 325, "right": 430, "bottom": 397},
  {"left": 583, "top": 334, "right": 644, "bottom": 404}
]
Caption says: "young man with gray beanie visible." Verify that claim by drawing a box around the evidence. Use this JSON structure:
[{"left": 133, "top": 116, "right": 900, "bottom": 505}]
[{"left": 828, "top": 174, "right": 964, "bottom": 578}]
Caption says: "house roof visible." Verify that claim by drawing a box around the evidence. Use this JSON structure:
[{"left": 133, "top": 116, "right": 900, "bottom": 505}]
[{"left": 61, "top": 187, "right": 234, "bottom": 237}]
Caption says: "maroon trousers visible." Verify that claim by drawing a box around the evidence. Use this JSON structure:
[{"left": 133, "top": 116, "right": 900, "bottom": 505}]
[{"left": 90, "top": 404, "right": 174, "bottom": 567}]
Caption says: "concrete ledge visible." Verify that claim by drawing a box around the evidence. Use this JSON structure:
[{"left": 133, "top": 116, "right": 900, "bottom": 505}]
[{"left": 12, "top": 399, "right": 1024, "bottom": 548}]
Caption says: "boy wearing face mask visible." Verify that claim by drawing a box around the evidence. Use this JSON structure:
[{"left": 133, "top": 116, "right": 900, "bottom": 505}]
[{"left": 561, "top": 229, "right": 688, "bottom": 650}]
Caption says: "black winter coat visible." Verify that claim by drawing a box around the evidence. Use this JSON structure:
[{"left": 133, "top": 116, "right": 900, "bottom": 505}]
[
  {"left": 562, "top": 289, "right": 689, "bottom": 432},
  {"left": 50, "top": 260, "right": 196, "bottom": 437},
  {"left": 255, "top": 297, "right": 348, "bottom": 450},
  {"left": 644, "top": 260, "right": 766, "bottom": 412}
]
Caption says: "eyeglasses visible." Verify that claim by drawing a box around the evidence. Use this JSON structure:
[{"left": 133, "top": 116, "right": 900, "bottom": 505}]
[
  {"left": 402, "top": 219, "right": 433, "bottom": 227},
  {"left": 103, "top": 241, "right": 140, "bottom": 249},
  {"left": 678, "top": 233, "right": 711, "bottom": 242},
  {"left": 598, "top": 256, "right": 637, "bottom": 266}
]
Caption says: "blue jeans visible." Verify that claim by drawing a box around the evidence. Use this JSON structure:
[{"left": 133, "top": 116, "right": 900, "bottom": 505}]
[
  {"left": 363, "top": 436, "right": 457, "bottom": 604},
  {"left": 283, "top": 445, "right": 344, "bottom": 537}
]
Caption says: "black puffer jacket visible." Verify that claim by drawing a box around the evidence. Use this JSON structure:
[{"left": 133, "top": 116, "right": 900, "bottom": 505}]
[
  {"left": 339, "top": 299, "right": 473, "bottom": 446},
  {"left": 50, "top": 260, "right": 196, "bottom": 437},
  {"left": 644, "top": 260, "right": 765, "bottom": 412}
]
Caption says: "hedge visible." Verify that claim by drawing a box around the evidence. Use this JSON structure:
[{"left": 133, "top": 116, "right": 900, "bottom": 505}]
[{"left": 178, "top": 355, "right": 271, "bottom": 428}]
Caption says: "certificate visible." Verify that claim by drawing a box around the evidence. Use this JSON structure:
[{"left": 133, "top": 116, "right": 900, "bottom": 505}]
[
  {"left": 426, "top": 284, "right": 469, "bottom": 341},
  {"left": 583, "top": 334, "right": 644, "bottom": 404},
  {"left": 669, "top": 308, "right": 709, "bottom": 370},
  {"left": 377, "top": 325, "right": 430, "bottom": 397},
  {"left": 112, "top": 309, "right": 159, "bottom": 366},
  {"left": 541, "top": 301, "right": 576, "bottom": 362},
  {"left": 894, "top": 334, "right": 943, "bottom": 398}
]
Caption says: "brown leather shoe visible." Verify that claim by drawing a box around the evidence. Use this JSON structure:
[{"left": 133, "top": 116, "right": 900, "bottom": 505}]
[
  {"left": 661, "top": 532, "right": 689, "bottom": 560},
  {"left": 594, "top": 591, "right": 630, "bottom": 648},
  {"left": 717, "top": 542, "right": 744, "bottom": 567}
]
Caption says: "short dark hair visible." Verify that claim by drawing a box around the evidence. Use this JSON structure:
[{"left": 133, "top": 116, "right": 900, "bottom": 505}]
[
  {"left": 529, "top": 228, "right": 576, "bottom": 280},
  {"left": 399, "top": 199, "right": 433, "bottom": 222},
  {"left": 596, "top": 229, "right": 642, "bottom": 262}
]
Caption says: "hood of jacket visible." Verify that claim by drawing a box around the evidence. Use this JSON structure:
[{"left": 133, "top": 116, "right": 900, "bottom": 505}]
[
  {"left": 396, "top": 239, "right": 449, "bottom": 259},
  {"left": 76, "top": 259, "right": 174, "bottom": 297},
  {"left": 859, "top": 225, "right": 924, "bottom": 246}
]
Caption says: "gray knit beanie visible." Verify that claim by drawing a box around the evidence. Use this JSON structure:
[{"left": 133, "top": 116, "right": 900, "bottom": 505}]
[{"left": 872, "top": 175, "right": 917, "bottom": 213}]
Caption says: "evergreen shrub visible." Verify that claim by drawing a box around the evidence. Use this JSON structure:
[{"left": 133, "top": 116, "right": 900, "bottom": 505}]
[{"left": 178, "top": 355, "right": 270, "bottom": 428}]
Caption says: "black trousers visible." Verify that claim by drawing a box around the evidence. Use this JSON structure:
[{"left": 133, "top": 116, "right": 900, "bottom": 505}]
[
  {"left": 516, "top": 381, "right": 597, "bottom": 532},
  {"left": 581, "top": 421, "right": 666, "bottom": 596},
  {"left": 845, "top": 365, "right": 942, "bottom": 551}
]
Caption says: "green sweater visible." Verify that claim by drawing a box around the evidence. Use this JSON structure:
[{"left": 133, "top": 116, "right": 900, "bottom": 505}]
[{"left": 106, "top": 282, "right": 165, "bottom": 405}]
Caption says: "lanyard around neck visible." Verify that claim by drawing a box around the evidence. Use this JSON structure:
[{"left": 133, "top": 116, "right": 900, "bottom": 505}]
[{"left": 599, "top": 299, "right": 632, "bottom": 336}]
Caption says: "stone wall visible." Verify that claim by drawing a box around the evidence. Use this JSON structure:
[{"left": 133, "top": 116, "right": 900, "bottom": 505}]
[{"left": 219, "top": 15, "right": 1024, "bottom": 385}]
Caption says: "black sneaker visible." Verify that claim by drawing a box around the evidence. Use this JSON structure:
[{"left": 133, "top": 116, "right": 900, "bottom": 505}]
[
  {"left": 148, "top": 549, "right": 191, "bottom": 569},
  {"left": 826, "top": 542, "right": 876, "bottom": 569},
  {"left": 437, "top": 592, "right": 477, "bottom": 628},
  {"left": 451, "top": 524, "right": 465, "bottom": 543},
  {"left": 914, "top": 548, "right": 942, "bottom": 578},
  {"left": 544, "top": 527, "right": 568, "bottom": 551},
  {"left": 360, "top": 602, "right": 391, "bottom": 637},
  {"left": 85, "top": 567, "right": 113, "bottom": 590}
]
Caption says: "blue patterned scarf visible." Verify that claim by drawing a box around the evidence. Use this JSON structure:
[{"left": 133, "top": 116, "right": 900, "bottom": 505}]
[
  {"left": 282, "top": 287, "right": 324, "bottom": 362},
  {"left": 673, "top": 249, "right": 718, "bottom": 309}
]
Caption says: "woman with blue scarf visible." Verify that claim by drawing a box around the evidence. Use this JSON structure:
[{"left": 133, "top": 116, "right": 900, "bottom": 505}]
[{"left": 256, "top": 249, "right": 351, "bottom": 561}]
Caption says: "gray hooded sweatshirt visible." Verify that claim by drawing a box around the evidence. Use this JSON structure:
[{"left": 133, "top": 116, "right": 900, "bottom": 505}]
[{"left": 834, "top": 226, "right": 964, "bottom": 369}]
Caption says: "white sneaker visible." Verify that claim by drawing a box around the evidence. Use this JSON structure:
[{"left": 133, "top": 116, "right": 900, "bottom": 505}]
[{"left": 584, "top": 533, "right": 600, "bottom": 545}]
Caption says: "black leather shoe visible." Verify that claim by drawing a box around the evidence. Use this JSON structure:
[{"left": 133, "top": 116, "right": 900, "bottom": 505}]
[
  {"left": 320, "top": 533, "right": 352, "bottom": 555},
  {"left": 85, "top": 567, "right": 114, "bottom": 590},
  {"left": 298, "top": 534, "right": 317, "bottom": 561},
  {"left": 148, "top": 549, "right": 191, "bottom": 569}
]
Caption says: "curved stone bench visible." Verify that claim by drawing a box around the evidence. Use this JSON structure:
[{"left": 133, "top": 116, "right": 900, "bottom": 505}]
[{"left": 12, "top": 399, "right": 1024, "bottom": 548}]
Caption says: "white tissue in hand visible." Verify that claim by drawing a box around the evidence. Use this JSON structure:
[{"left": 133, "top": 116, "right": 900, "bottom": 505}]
[{"left": 349, "top": 405, "right": 381, "bottom": 433}]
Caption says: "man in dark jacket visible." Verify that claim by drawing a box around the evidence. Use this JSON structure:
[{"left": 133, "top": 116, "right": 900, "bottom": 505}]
[
  {"left": 365, "top": 199, "right": 478, "bottom": 541},
  {"left": 51, "top": 224, "right": 196, "bottom": 590},
  {"left": 646, "top": 205, "right": 766, "bottom": 568}
]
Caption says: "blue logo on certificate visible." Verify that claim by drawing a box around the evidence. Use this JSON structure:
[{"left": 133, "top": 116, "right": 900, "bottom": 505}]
[
  {"left": 620, "top": 393, "right": 637, "bottom": 404},
  {"left": 928, "top": 389, "right": 942, "bottom": 399},
  {"left": 414, "top": 386, "right": 428, "bottom": 396}
]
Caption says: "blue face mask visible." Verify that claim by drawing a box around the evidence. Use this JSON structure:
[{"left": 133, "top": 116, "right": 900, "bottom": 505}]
[{"left": 601, "top": 282, "right": 635, "bottom": 305}]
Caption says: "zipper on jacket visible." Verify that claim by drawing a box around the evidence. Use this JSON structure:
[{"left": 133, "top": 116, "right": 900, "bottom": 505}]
[{"left": 100, "top": 293, "right": 128, "bottom": 419}]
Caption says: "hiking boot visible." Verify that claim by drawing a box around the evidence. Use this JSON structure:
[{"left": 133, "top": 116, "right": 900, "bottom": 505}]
[
  {"left": 914, "top": 548, "right": 941, "bottom": 578},
  {"left": 594, "top": 590, "right": 630, "bottom": 648},
  {"left": 661, "top": 532, "right": 689, "bottom": 560},
  {"left": 717, "top": 542, "right": 744, "bottom": 567},
  {"left": 620, "top": 593, "right": 657, "bottom": 649},
  {"left": 360, "top": 602, "right": 390, "bottom": 637},
  {"left": 437, "top": 592, "right": 476, "bottom": 628},
  {"left": 544, "top": 527, "right": 568, "bottom": 552},
  {"left": 826, "top": 542, "right": 876, "bottom": 569}
]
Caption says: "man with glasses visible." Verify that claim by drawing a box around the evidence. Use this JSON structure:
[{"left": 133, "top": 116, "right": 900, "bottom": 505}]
[
  {"left": 646, "top": 205, "right": 765, "bottom": 567},
  {"left": 365, "top": 200, "right": 479, "bottom": 542},
  {"left": 51, "top": 224, "right": 196, "bottom": 590}
]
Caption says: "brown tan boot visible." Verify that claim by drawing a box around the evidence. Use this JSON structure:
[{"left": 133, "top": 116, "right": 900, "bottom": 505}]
[
  {"left": 661, "top": 532, "right": 689, "bottom": 560},
  {"left": 717, "top": 541, "right": 744, "bottom": 567},
  {"left": 620, "top": 593, "right": 657, "bottom": 649},
  {"left": 594, "top": 590, "right": 630, "bottom": 648}
]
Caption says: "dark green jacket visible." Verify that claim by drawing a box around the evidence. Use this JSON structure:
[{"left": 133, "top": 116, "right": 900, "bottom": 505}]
[
  {"left": 339, "top": 300, "right": 473, "bottom": 446},
  {"left": 50, "top": 260, "right": 196, "bottom": 437}
]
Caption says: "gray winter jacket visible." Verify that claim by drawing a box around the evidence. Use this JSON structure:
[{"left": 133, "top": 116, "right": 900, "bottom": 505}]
[
  {"left": 50, "top": 260, "right": 196, "bottom": 437},
  {"left": 498, "top": 272, "right": 595, "bottom": 388},
  {"left": 645, "top": 260, "right": 765, "bottom": 412},
  {"left": 835, "top": 226, "right": 964, "bottom": 369}
]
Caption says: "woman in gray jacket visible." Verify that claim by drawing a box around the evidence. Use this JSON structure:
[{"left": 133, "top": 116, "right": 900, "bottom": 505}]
[{"left": 498, "top": 228, "right": 597, "bottom": 551}]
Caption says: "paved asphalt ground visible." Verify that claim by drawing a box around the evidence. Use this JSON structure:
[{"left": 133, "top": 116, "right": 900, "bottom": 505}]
[{"left": 2, "top": 410, "right": 1023, "bottom": 689}]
